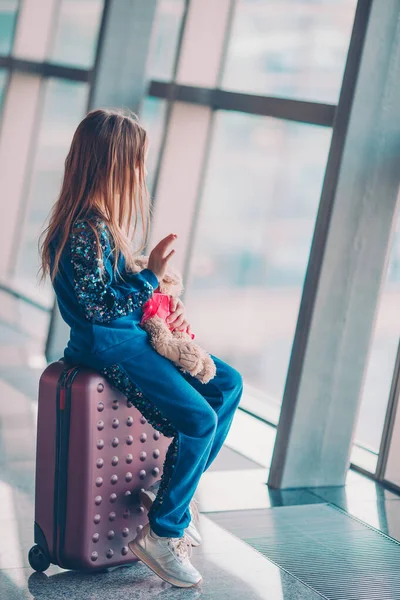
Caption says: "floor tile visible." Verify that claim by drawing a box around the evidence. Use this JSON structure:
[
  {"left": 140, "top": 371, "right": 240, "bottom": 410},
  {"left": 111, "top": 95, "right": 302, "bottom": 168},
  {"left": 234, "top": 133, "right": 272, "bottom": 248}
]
[
  {"left": 197, "top": 469, "right": 270, "bottom": 512},
  {"left": 3, "top": 314, "right": 400, "bottom": 599},
  {"left": 0, "top": 367, "right": 42, "bottom": 400},
  {"left": 0, "top": 461, "right": 36, "bottom": 497},
  {"left": 207, "top": 504, "right": 400, "bottom": 600},
  {"left": 317, "top": 496, "right": 400, "bottom": 541},
  {"left": 307, "top": 480, "right": 400, "bottom": 509},
  {"left": 0, "top": 319, "right": 31, "bottom": 344},
  {"left": 208, "top": 444, "right": 262, "bottom": 471},
  {"left": 198, "top": 470, "right": 324, "bottom": 513},
  {"left": 375, "top": 499, "right": 400, "bottom": 539},
  {"left": 265, "top": 488, "right": 325, "bottom": 507},
  {"left": 0, "top": 517, "right": 321, "bottom": 600},
  {"left": 306, "top": 473, "right": 400, "bottom": 542},
  {"left": 346, "top": 469, "right": 400, "bottom": 499},
  {"left": 225, "top": 409, "right": 276, "bottom": 468}
]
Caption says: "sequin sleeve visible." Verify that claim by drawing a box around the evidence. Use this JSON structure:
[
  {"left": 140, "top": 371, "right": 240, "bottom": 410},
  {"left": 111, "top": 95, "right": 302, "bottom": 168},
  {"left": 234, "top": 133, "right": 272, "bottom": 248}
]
[{"left": 70, "top": 218, "right": 158, "bottom": 323}]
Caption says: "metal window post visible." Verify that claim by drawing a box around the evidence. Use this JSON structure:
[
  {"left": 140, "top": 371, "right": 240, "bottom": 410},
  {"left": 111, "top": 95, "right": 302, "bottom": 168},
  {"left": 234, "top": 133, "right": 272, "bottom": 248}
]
[
  {"left": 269, "top": 0, "right": 400, "bottom": 489},
  {"left": 89, "top": 0, "right": 158, "bottom": 113}
]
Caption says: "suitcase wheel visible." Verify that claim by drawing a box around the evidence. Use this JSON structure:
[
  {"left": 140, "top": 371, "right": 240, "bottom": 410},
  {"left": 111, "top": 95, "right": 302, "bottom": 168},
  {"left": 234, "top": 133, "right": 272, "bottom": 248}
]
[{"left": 28, "top": 545, "right": 50, "bottom": 572}]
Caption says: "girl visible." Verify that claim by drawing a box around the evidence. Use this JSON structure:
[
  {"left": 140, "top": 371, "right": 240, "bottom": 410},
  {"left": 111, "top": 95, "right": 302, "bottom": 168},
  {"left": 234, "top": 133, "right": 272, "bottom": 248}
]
[{"left": 39, "top": 108, "right": 243, "bottom": 589}]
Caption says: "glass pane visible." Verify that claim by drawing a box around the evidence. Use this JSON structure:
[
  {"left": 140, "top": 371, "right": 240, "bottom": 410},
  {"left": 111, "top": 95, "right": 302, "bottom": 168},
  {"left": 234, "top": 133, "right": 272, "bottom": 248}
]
[
  {"left": 147, "top": 0, "right": 185, "bottom": 81},
  {"left": 140, "top": 96, "right": 167, "bottom": 195},
  {"left": 185, "top": 111, "right": 331, "bottom": 417},
  {"left": 0, "top": 0, "right": 18, "bottom": 54},
  {"left": 14, "top": 79, "right": 89, "bottom": 302},
  {"left": 354, "top": 201, "right": 400, "bottom": 459},
  {"left": 49, "top": 0, "right": 104, "bottom": 69},
  {"left": 222, "top": 0, "right": 357, "bottom": 104},
  {"left": 0, "top": 68, "right": 7, "bottom": 108}
]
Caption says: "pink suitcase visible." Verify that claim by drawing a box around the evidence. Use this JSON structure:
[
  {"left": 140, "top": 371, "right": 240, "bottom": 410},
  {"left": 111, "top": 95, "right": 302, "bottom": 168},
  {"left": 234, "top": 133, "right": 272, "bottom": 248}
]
[{"left": 28, "top": 358, "right": 170, "bottom": 572}]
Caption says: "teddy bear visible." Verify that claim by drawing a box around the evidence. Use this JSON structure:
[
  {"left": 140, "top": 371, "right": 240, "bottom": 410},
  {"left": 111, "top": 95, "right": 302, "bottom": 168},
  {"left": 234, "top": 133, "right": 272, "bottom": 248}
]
[{"left": 131, "top": 255, "right": 216, "bottom": 384}]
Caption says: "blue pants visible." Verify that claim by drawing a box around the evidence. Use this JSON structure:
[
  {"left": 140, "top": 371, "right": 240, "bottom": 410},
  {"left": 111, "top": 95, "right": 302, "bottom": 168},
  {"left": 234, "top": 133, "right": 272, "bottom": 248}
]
[{"left": 93, "top": 328, "right": 243, "bottom": 538}]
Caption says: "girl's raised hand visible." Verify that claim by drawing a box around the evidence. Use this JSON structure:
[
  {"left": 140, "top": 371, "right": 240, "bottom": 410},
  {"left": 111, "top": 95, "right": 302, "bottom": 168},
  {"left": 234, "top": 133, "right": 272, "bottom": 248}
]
[{"left": 148, "top": 233, "right": 177, "bottom": 281}]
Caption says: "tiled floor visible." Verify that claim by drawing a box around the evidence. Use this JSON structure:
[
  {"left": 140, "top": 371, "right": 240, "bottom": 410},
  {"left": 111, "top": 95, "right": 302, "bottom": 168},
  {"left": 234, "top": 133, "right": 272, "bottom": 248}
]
[{"left": 1, "top": 318, "right": 400, "bottom": 599}]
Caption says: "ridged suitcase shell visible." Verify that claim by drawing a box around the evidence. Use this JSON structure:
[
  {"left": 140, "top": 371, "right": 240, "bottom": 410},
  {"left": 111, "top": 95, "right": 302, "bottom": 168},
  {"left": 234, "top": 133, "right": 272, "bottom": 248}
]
[{"left": 33, "top": 359, "right": 170, "bottom": 570}]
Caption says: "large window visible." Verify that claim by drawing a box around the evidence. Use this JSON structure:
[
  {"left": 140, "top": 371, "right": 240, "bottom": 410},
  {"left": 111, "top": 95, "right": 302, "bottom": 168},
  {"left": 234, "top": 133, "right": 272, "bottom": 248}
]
[
  {"left": 14, "top": 79, "right": 89, "bottom": 301},
  {"left": 1, "top": 0, "right": 387, "bottom": 477},
  {"left": 49, "top": 0, "right": 104, "bottom": 69},
  {"left": 1, "top": 0, "right": 396, "bottom": 488},
  {"left": 147, "top": 0, "right": 185, "bottom": 81},
  {"left": 0, "top": 67, "right": 7, "bottom": 108},
  {"left": 223, "top": 0, "right": 357, "bottom": 103},
  {"left": 140, "top": 96, "right": 168, "bottom": 195},
  {"left": 185, "top": 111, "right": 331, "bottom": 418},
  {"left": 144, "top": 0, "right": 357, "bottom": 424},
  {"left": 0, "top": 0, "right": 102, "bottom": 311},
  {"left": 0, "top": 0, "right": 18, "bottom": 54},
  {"left": 354, "top": 199, "right": 400, "bottom": 468}
]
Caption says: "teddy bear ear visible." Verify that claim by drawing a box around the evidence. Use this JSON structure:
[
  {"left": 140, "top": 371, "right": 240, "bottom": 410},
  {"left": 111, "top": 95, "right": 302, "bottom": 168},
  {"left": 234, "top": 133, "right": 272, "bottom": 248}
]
[
  {"left": 162, "top": 272, "right": 179, "bottom": 286},
  {"left": 167, "top": 264, "right": 183, "bottom": 283},
  {"left": 134, "top": 255, "right": 148, "bottom": 267}
]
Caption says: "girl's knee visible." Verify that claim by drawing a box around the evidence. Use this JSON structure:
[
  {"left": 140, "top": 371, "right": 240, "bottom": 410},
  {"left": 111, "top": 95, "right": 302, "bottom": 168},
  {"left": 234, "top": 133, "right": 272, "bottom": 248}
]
[
  {"left": 225, "top": 365, "right": 243, "bottom": 399},
  {"left": 225, "top": 367, "right": 243, "bottom": 412},
  {"left": 199, "top": 405, "right": 218, "bottom": 437},
  {"left": 186, "top": 405, "right": 217, "bottom": 439},
  {"left": 230, "top": 366, "right": 243, "bottom": 392},
  {"left": 212, "top": 355, "right": 243, "bottom": 393}
]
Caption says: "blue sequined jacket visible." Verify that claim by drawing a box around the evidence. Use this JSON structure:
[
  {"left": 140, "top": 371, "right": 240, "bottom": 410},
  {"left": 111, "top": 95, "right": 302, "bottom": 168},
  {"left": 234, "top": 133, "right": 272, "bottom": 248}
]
[{"left": 49, "top": 212, "right": 159, "bottom": 368}]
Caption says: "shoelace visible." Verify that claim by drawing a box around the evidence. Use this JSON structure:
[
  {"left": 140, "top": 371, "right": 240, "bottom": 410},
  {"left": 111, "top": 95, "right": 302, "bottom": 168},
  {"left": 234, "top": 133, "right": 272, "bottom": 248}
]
[{"left": 169, "top": 533, "right": 193, "bottom": 560}]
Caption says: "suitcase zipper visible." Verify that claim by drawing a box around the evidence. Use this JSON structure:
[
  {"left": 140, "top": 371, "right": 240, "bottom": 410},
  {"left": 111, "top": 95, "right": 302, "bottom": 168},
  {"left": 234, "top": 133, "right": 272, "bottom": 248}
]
[
  {"left": 53, "top": 366, "right": 80, "bottom": 567},
  {"left": 52, "top": 367, "right": 71, "bottom": 564}
]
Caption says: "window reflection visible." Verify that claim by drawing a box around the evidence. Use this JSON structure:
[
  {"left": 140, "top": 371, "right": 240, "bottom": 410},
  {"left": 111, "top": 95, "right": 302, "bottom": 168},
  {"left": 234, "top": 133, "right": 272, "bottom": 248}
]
[
  {"left": 15, "top": 78, "right": 88, "bottom": 301},
  {"left": 140, "top": 96, "right": 168, "bottom": 195},
  {"left": 49, "top": 0, "right": 104, "bottom": 69},
  {"left": 0, "top": 0, "right": 18, "bottom": 55},
  {"left": 185, "top": 110, "right": 331, "bottom": 416},
  {"left": 147, "top": 0, "right": 185, "bottom": 81},
  {"left": 223, "top": 0, "right": 357, "bottom": 104},
  {"left": 0, "top": 68, "right": 7, "bottom": 108}
]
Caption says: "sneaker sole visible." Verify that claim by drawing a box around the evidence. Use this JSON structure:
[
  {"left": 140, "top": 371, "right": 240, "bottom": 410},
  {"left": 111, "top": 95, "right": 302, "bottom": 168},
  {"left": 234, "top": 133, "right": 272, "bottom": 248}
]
[
  {"left": 139, "top": 490, "right": 201, "bottom": 547},
  {"left": 128, "top": 539, "right": 202, "bottom": 589}
]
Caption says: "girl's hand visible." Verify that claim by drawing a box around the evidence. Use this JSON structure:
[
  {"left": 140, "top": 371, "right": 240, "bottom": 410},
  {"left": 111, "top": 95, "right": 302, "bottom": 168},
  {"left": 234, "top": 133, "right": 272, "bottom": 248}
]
[
  {"left": 148, "top": 233, "right": 177, "bottom": 281},
  {"left": 167, "top": 297, "right": 190, "bottom": 332}
]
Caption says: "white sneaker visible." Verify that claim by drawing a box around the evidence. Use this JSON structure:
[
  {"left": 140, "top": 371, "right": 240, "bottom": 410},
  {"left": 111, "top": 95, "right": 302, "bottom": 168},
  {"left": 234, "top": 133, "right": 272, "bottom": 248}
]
[
  {"left": 129, "top": 523, "right": 202, "bottom": 588},
  {"left": 139, "top": 480, "right": 202, "bottom": 547}
]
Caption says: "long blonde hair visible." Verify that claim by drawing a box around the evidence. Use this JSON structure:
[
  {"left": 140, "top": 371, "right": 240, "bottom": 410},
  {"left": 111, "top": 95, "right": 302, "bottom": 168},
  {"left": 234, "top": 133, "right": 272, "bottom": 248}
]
[{"left": 39, "top": 108, "right": 151, "bottom": 284}]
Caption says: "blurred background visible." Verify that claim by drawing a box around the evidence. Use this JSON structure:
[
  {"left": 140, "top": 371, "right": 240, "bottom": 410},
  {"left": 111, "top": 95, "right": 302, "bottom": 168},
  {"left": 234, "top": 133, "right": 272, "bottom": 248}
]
[
  {"left": 0, "top": 0, "right": 398, "bottom": 475},
  {"left": 2, "top": 1, "right": 400, "bottom": 599}
]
